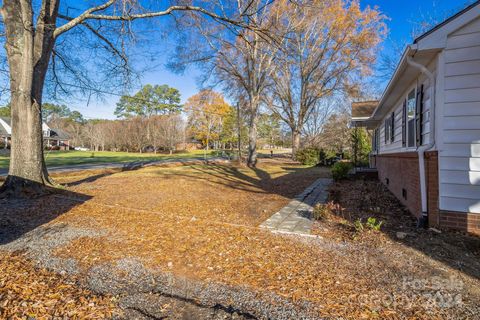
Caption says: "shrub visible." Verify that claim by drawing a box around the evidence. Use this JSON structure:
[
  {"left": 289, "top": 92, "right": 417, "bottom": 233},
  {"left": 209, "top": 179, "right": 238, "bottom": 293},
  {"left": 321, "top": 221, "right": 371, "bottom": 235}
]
[
  {"left": 353, "top": 219, "right": 364, "bottom": 233},
  {"left": 331, "top": 161, "right": 352, "bottom": 180},
  {"left": 296, "top": 148, "right": 320, "bottom": 165},
  {"left": 318, "top": 149, "right": 327, "bottom": 165},
  {"left": 313, "top": 203, "right": 330, "bottom": 220},
  {"left": 211, "top": 150, "right": 235, "bottom": 159},
  {"left": 354, "top": 217, "right": 383, "bottom": 234},
  {"left": 366, "top": 217, "right": 383, "bottom": 231}
]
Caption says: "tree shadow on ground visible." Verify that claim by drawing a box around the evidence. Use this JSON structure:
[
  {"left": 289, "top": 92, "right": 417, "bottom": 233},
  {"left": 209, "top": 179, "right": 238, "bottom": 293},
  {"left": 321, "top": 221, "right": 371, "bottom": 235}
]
[
  {"left": 161, "top": 162, "right": 327, "bottom": 199},
  {"left": 0, "top": 178, "right": 91, "bottom": 245},
  {"left": 326, "top": 178, "right": 480, "bottom": 281},
  {"left": 62, "top": 160, "right": 162, "bottom": 187},
  {"left": 64, "top": 170, "right": 122, "bottom": 187}
]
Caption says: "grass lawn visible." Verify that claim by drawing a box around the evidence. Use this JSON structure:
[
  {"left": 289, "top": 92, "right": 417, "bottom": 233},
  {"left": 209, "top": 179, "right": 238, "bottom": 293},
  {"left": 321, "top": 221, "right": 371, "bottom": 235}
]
[
  {"left": 0, "top": 149, "right": 213, "bottom": 169},
  {"left": 0, "top": 158, "right": 478, "bottom": 318}
]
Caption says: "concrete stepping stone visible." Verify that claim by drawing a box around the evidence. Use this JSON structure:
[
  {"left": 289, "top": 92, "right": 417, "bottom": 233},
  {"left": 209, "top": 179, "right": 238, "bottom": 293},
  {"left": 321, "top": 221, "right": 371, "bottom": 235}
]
[{"left": 260, "top": 178, "right": 332, "bottom": 235}]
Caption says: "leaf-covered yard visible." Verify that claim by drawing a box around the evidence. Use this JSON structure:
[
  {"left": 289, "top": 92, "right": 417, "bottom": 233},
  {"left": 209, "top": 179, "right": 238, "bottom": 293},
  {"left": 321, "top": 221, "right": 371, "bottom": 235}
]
[
  {"left": 0, "top": 252, "right": 118, "bottom": 319},
  {"left": 0, "top": 158, "right": 479, "bottom": 319}
]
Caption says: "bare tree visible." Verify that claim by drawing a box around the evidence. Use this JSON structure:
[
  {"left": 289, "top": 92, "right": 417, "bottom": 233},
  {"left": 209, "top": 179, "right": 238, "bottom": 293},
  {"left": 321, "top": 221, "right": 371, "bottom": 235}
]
[
  {"left": 267, "top": 0, "right": 386, "bottom": 158},
  {"left": 169, "top": 0, "right": 283, "bottom": 167},
  {"left": 0, "top": 0, "right": 262, "bottom": 196},
  {"left": 150, "top": 114, "right": 185, "bottom": 154},
  {"left": 316, "top": 112, "right": 352, "bottom": 157},
  {"left": 303, "top": 98, "right": 337, "bottom": 147}
]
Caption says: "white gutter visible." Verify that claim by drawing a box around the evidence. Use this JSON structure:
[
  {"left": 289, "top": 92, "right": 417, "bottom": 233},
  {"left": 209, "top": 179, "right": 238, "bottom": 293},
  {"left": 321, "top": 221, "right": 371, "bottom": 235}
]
[
  {"left": 370, "top": 46, "right": 413, "bottom": 120},
  {"left": 406, "top": 48, "right": 436, "bottom": 226}
]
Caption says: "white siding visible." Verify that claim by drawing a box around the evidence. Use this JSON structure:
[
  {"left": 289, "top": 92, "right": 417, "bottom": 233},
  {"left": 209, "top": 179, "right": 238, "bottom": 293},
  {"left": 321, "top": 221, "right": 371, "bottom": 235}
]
[
  {"left": 376, "top": 73, "right": 433, "bottom": 154},
  {"left": 439, "top": 17, "right": 480, "bottom": 213}
]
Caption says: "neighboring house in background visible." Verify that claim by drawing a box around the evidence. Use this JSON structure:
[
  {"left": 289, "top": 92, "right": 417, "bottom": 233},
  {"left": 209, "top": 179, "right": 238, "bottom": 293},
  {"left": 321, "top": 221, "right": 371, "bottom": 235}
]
[
  {"left": 0, "top": 117, "right": 71, "bottom": 150},
  {"left": 0, "top": 117, "right": 12, "bottom": 149},
  {"left": 44, "top": 127, "right": 71, "bottom": 150},
  {"left": 352, "top": 1, "right": 480, "bottom": 235},
  {"left": 176, "top": 138, "right": 203, "bottom": 151}
]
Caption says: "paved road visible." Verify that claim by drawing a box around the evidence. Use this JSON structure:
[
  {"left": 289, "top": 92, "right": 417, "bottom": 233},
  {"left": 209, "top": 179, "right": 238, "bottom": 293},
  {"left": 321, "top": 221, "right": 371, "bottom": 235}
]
[{"left": 0, "top": 156, "right": 227, "bottom": 177}]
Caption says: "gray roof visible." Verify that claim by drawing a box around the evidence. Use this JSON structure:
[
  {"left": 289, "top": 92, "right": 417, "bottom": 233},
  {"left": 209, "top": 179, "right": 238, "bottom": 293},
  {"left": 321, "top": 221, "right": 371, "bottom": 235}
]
[
  {"left": 0, "top": 117, "right": 70, "bottom": 140},
  {"left": 50, "top": 128, "right": 70, "bottom": 140}
]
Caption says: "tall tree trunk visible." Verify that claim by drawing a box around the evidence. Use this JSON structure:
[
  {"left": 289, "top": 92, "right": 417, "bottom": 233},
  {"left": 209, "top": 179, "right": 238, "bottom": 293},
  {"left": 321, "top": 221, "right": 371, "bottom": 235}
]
[
  {"left": 206, "top": 131, "right": 210, "bottom": 151},
  {"left": 0, "top": 0, "right": 59, "bottom": 196},
  {"left": 292, "top": 129, "right": 301, "bottom": 160},
  {"left": 247, "top": 113, "right": 258, "bottom": 167}
]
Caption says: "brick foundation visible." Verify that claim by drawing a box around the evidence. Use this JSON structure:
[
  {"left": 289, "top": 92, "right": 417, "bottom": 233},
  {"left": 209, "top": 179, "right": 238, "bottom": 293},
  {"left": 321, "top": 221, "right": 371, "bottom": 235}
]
[{"left": 373, "top": 151, "right": 480, "bottom": 236}]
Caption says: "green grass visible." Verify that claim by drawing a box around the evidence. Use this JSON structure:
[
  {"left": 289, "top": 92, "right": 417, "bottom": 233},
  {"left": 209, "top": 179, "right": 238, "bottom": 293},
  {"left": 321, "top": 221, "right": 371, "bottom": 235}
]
[{"left": 0, "top": 150, "right": 213, "bottom": 169}]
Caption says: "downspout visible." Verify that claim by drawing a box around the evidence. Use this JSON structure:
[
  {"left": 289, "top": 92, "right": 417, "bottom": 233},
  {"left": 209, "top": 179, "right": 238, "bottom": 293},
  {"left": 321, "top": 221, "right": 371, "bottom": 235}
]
[{"left": 406, "top": 49, "right": 436, "bottom": 228}]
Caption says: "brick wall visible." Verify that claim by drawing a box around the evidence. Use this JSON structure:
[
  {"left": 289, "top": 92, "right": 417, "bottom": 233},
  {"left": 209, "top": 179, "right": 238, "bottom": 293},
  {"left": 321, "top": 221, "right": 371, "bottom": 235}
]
[
  {"left": 438, "top": 212, "right": 480, "bottom": 235},
  {"left": 375, "top": 152, "right": 422, "bottom": 219},
  {"left": 374, "top": 151, "right": 480, "bottom": 236}
]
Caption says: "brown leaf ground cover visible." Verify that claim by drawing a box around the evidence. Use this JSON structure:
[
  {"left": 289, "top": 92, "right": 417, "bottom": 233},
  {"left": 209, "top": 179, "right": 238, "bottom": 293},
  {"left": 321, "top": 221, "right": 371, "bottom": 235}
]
[
  {"left": 0, "top": 251, "right": 118, "bottom": 319},
  {"left": 1, "top": 159, "right": 479, "bottom": 319},
  {"left": 55, "top": 158, "right": 328, "bottom": 227}
]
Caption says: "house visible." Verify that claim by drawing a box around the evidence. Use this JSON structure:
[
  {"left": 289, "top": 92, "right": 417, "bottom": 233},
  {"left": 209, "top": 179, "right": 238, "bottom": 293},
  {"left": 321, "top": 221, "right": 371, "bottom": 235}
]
[
  {"left": 44, "top": 128, "right": 71, "bottom": 150},
  {"left": 352, "top": 2, "right": 480, "bottom": 235},
  {"left": 0, "top": 117, "right": 12, "bottom": 149},
  {"left": 0, "top": 117, "right": 71, "bottom": 150}
]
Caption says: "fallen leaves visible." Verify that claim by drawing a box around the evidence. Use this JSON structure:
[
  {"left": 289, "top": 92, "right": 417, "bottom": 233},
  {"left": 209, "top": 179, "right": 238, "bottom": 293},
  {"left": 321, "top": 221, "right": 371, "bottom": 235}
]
[
  {"left": 0, "top": 251, "right": 118, "bottom": 319},
  {"left": 3, "top": 160, "right": 479, "bottom": 319}
]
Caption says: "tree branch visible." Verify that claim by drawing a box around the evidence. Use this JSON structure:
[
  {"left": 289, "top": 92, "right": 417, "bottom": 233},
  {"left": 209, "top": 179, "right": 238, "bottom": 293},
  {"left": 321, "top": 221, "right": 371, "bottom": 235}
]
[
  {"left": 57, "top": 14, "right": 128, "bottom": 68},
  {"left": 54, "top": 3, "right": 256, "bottom": 39}
]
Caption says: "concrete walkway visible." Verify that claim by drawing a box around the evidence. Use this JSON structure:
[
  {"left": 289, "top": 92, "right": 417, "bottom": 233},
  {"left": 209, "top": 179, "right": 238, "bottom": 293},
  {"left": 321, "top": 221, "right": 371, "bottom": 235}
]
[
  {"left": 260, "top": 178, "right": 332, "bottom": 235},
  {"left": 0, "top": 157, "right": 226, "bottom": 176}
]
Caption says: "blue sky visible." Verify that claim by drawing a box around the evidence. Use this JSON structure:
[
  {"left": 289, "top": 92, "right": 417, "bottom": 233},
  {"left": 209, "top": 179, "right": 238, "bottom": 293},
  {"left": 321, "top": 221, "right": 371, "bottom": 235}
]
[{"left": 71, "top": 0, "right": 476, "bottom": 120}]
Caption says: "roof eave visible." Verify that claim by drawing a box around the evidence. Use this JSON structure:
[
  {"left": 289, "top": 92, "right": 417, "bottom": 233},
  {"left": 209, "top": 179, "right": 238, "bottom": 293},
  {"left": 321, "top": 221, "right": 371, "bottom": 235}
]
[
  {"left": 370, "top": 45, "right": 414, "bottom": 120},
  {"left": 369, "top": 1, "right": 480, "bottom": 122}
]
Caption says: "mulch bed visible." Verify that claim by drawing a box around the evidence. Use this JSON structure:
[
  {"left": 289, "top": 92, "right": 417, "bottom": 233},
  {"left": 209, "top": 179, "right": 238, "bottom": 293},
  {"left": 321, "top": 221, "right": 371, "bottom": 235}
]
[{"left": 313, "top": 178, "right": 480, "bottom": 262}]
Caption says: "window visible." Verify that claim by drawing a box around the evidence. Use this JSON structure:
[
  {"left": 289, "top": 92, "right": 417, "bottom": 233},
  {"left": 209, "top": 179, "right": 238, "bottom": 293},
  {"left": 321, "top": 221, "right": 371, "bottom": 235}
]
[
  {"left": 406, "top": 89, "right": 416, "bottom": 147},
  {"left": 384, "top": 118, "right": 391, "bottom": 143},
  {"left": 384, "top": 112, "right": 395, "bottom": 144},
  {"left": 372, "top": 128, "right": 379, "bottom": 152},
  {"left": 390, "top": 112, "right": 395, "bottom": 143}
]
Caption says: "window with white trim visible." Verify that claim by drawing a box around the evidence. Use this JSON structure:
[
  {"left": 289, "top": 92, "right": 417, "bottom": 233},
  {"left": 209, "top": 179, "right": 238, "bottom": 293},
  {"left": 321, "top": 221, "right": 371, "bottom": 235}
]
[{"left": 406, "top": 88, "right": 416, "bottom": 147}]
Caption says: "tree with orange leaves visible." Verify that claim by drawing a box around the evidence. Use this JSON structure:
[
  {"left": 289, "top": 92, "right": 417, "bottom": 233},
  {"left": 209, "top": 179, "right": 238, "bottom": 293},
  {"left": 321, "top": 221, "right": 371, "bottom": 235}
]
[
  {"left": 267, "top": 0, "right": 387, "bottom": 157},
  {"left": 185, "top": 90, "right": 232, "bottom": 151}
]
